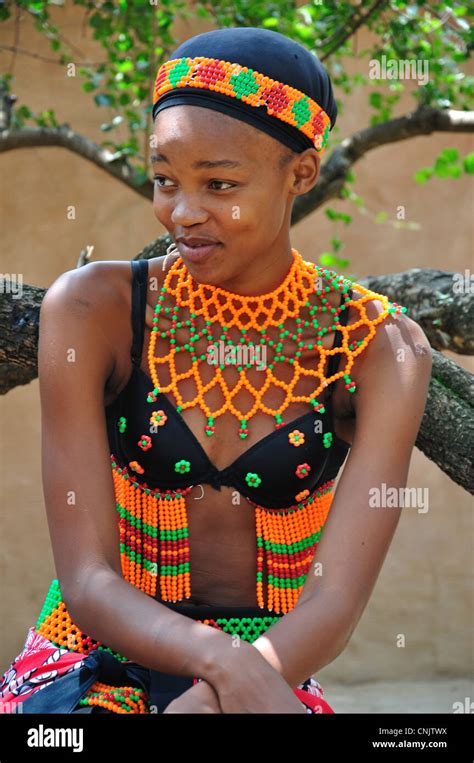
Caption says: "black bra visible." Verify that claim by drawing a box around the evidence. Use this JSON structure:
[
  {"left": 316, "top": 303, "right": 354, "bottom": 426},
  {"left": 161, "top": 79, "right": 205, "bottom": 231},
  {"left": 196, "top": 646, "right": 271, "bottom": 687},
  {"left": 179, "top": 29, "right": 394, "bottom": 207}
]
[{"left": 106, "top": 259, "right": 352, "bottom": 510}]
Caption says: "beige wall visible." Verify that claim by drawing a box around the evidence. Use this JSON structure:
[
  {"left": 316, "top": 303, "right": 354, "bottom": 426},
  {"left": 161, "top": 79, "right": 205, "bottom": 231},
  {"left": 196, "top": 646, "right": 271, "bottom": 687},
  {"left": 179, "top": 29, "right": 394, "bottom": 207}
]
[{"left": 1, "top": 6, "right": 472, "bottom": 691}]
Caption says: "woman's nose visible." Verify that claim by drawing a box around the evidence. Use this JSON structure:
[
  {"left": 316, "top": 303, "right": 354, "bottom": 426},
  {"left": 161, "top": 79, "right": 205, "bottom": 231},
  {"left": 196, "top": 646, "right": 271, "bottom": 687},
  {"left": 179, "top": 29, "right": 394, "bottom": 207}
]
[{"left": 171, "top": 196, "right": 208, "bottom": 227}]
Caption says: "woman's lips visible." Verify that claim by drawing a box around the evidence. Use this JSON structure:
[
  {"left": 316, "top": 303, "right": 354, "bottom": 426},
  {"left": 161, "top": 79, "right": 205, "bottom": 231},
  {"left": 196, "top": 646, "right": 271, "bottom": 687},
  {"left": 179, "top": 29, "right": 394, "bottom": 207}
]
[{"left": 177, "top": 241, "right": 222, "bottom": 262}]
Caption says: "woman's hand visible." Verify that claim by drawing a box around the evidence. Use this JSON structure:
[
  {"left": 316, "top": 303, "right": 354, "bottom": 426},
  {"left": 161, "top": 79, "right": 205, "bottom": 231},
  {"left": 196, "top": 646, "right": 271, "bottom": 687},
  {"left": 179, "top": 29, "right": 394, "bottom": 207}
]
[
  {"left": 163, "top": 679, "right": 222, "bottom": 714},
  {"left": 208, "top": 640, "right": 309, "bottom": 713}
]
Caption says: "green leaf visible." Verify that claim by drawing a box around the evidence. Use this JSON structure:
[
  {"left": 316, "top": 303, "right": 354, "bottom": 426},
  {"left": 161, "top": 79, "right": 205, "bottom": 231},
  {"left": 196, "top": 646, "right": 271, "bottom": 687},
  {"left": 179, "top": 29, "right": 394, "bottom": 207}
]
[
  {"left": 325, "top": 208, "right": 352, "bottom": 224},
  {"left": 16, "top": 105, "right": 33, "bottom": 118},
  {"left": 434, "top": 163, "right": 462, "bottom": 179},
  {"left": 463, "top": 153, "right": 474, "bottom": 174},
  {"left": 262, "top": 17, "right": 279, "bottom": 29},
  {"left": 320, "top": 253, "right": 350, "bottom": 269},
  {"left": 414, "top": 168, "right": 433, "bottom": 184},
  {"left": 438, "top": 148, "right": 459, "bottom": 164},
  {"left": 369, "top": 92, "right": 382, "bottom": 108},
  {"left": 117, "top": 60, "right": 134, "bottom": 73}
]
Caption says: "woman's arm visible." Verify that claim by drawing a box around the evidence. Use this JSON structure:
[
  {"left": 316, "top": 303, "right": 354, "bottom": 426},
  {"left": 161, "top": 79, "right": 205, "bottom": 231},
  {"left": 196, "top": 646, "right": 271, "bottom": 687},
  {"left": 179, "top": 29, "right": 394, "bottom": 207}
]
[
  {"left": 250, "top": 312, "right": 433, "bottom": 687},
  {"left": 37, "top": 262, "right": 234, "bottom": 683}
]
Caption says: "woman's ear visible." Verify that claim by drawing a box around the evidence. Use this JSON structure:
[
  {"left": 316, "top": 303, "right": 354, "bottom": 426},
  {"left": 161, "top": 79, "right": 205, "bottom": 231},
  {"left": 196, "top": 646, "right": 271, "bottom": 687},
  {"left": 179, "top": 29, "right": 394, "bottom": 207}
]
[{"left": 291, "top": 149, "right": 321, "bottom": 196}]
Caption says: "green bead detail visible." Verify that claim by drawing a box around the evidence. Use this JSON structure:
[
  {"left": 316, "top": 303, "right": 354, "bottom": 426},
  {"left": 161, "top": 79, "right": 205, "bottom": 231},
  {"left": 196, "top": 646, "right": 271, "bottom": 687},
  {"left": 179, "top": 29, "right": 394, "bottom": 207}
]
[
  {"left": 292, "top": 95, "right": 312, "bottom": 127},
  {"left": 343, "top": 373, "right": 357, "bottom": 392},
  {"left": 229, "top": 70, "right": 260, "bottom": 99},
  {"left": 169, "top": 58, "right": 190, "bottom": 86},
  {"left": 175, "top": 459, "right": 191, "bottom": 473},
  {"left": 213, "top": 615, "right": 280, "bottom": 643},
  {"left": 323, "top": 432, "right": 333, "bottom": 448},
  {"left": 245, "top": 472, "right": 262, "bottom": 488},
  {"left": 117, "top": 416, "right": 127, "bottom": 433},
  {"left": 321, "top": 123, "right": 331, "bottom": 148}
]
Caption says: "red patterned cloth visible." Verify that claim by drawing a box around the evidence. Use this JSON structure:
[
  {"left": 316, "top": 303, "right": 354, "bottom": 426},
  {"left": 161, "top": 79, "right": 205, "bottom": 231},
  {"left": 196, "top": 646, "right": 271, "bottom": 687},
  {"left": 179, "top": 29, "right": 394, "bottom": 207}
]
[
  {"left": 0, "top": 626, "right": 86, "bottom": 711},
  {"left": 1, "top": 625, "right": 334, "bottom": 714}
]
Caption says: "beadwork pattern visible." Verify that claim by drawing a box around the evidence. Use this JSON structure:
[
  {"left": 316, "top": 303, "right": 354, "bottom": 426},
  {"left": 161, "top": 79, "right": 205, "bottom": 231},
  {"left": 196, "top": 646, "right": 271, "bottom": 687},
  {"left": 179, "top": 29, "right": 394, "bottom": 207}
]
[
  {"left": 111, "top": 459, "right": 337, "bottom": 612},
  {"left": 153, "top": 56, "right": 332, "bottom": 153},
  {"left": 33, "top": 579, "right": 283, "bottom": 714},
  {"left": 78, "top": 683, "right": 149, "bottom": 714},
  {"left": 147, "top": 248, "right": 407, "bottom": 439},
  {"left": 36, "top": 577, "right": 281, "bottom": 648},
  {"left": 255, "top": 481, "right": 335, "bottom": 610}
]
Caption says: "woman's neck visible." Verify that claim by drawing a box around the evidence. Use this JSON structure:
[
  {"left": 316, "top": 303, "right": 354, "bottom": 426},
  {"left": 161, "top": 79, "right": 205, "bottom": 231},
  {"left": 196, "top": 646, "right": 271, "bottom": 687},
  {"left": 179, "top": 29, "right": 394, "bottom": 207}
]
[{"left": 203, "top": 247, "right": 295, "bottom": 297}]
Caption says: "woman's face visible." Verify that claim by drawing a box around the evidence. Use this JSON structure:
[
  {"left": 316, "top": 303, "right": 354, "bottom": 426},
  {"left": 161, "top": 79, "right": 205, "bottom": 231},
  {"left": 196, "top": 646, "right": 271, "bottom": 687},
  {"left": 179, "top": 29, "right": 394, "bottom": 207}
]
[{"left": 151, "top": 105, "right": 319, "bottom": 290}]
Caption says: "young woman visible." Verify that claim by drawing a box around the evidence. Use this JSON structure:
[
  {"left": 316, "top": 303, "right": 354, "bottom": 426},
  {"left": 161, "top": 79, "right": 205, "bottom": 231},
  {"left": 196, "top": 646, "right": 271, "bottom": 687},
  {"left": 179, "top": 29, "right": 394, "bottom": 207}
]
[{"left": 0, "top": 26, "right": 432, "bottom": 714}]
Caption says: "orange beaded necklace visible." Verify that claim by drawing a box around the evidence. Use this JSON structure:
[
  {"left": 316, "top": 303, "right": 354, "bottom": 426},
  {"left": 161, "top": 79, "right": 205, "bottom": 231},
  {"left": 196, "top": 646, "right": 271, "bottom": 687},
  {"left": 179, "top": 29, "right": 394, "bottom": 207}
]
[{"left": 147, "top": 247, "right": 405, "bottom": 439}]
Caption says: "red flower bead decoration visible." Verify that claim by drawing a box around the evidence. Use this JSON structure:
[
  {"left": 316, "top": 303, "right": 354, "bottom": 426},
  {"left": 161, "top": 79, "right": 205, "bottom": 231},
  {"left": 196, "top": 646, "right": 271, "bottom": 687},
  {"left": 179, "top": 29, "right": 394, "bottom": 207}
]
[
  {"left": 288, "top": 430, "right": 305, "bottom": 447},
  {"left": 296, "top": 463, "right": 311, "bottom": 479},
  {"left": 138, "top": 435, "right": 152, "bottom": 451}
]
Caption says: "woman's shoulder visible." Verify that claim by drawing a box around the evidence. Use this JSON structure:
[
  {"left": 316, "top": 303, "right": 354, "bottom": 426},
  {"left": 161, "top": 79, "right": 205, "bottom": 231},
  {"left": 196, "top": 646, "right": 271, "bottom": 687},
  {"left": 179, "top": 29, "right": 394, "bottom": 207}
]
[
  {"left": 342, "top": 277, "right": 431, "bottom": 397},
  {"left": 66, "top": 256, "right": 173, "bottom": 400},
  {"left": 43, "top": 255, "right": 171, "bottom": 317},
  {"left": 42, "top": 259, "right": 131, "bottom": 315},
  {"left": 346, "top": 279, "right": 426, "bottom": 347}
]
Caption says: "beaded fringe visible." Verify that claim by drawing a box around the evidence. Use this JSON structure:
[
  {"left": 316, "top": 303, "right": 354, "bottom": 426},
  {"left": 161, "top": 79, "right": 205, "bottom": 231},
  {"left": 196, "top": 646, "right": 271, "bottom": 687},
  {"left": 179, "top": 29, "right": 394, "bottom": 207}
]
[
  {"left": 33, "top": 461, "right": 335, "bottom": 715},
  {"left": 113, "top": 460, "right": 192, "bottom": 602},
  {"left": 34, "top": 462, "right": 334, "bottom": 644},
  {"left": 255, "top": 483, "right": 334, "bottom": 611},
  {"left": 112, "top": 459, "right": 334, "bottom": 613}
]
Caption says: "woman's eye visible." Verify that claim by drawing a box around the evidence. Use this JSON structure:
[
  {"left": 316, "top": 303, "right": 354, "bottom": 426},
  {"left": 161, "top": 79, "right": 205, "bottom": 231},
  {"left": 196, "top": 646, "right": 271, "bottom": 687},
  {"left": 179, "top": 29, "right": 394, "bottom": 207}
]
[
  {"left": 152, "top": 176, "right": 235, "bottom": 191},
  {"left": 208, "top": 180, "right": 235, "bottom": 190},
  {"left": 153, "top": 175, "right": 173, "bottom": 187}
]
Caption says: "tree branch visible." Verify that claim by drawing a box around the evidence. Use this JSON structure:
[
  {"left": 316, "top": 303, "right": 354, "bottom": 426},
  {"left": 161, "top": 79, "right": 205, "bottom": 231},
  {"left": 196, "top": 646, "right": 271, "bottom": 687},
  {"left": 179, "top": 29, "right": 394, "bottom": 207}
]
[
  {"left": 0, "top": 124, "right": 151, "bottom": 198},
  {"left": 0, "top": 44, "right": 107, "bottom": 66},
  {"left": 320, "top": 0, "right": 390, "bottom": 62},
  {"left": 291, "top": 106, "right": 474, "bottom": 224},
  {"left": 416, "top": 348, "right": 473, "bottom": 494},
  {"left": 358, "top": 269, "right": 474, "bottom": 355}
]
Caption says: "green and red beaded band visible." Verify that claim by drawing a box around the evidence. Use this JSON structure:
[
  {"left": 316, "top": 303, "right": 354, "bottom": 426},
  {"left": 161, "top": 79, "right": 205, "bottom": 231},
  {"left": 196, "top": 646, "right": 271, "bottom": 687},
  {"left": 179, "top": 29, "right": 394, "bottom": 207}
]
[{"left": 153, "top": 56, "right": 332, "bottom": 153}]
